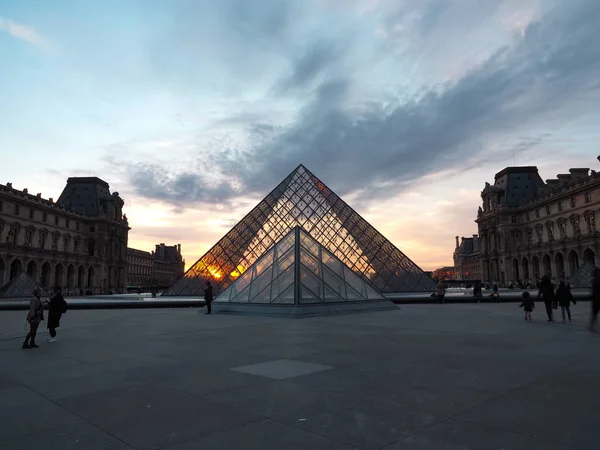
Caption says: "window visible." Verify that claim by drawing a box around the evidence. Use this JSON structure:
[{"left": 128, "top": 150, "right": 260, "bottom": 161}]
[
  {"left": 66, "top": 219, "right": 70, "bottom": 228},
  {"left": 0, "top": 200, "right": 3, "bottom": 211},
  {"left": 43, "top": 212, "right": 47, "bottom": 222},
  {"left": 558, "top": 201, "right": 562, "bottom": 212},
  {"left": 571, "top": 197, "right": 576, "bottom": 208},
  {"left": 54, "top": 215, "right": 59, "bottom": 225},
  {"left": 90, "top": 225, "right": 95, "bottom": 232},
  {"left": 535, "top": 209, "right": 540, "bottom": 219},
  {"left": 526, "top": 212, "right": 530, "bottom": 221},
  {"left": 585, "top": 192, "right": 591, "bottom": 204},
  {"left": 15, "top": 204, "right": 20, "bottom": 215},
  {"left": 76, "top": 222, "right": 80, "bottom": 231},
  {"left": 29, "top": 208, "right": 34, "bottom": 219},
  {"left": 546, "top": 205, "right": 551, "bottom": 215},
  {"left": 511, "top": 215, "right": 517, "bottom": 224}
]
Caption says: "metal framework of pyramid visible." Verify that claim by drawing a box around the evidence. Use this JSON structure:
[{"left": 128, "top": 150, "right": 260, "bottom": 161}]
[
  {"left": 567, "top": 260, "right": 597, "bottom": 288},
  {"left": 0, "top": 272, "right": 48, "bottom": 299},
  {"left": 214, "top": 226, "right": 396, "bottom": 316},
  {"left": 163, "top": 164, "right": 435, "bottom": 297}
]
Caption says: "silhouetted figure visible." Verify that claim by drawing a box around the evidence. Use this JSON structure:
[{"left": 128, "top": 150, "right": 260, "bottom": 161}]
[
  {"left": 491, "top": 284, "right": 499, "bottom": 300},
  {"left": 588, "top": 269, "right": 600, "bottom": 332},
  {"left": 47, "top": 287, "right": 67, "bottom": 343},
  {"left": 23, "top": 288, "right": 44, "bottom": 349},
  {"left": 556, "top": 281, "right": 575, "bottom": 323},
  {"left": 519, "top": 291, "right": 534, "bottom": 321},
  {"left": 473, "top": 281, "right": 482, "bottom": 302},
  {"left": 538, "top": 276, "right": 555, "bottom": 322},
  {"left": 436, "top": 279, "right": 446, "bottom": 304},
  {"left": 204, "top": 281, "right": 214, "bottom": 314}
]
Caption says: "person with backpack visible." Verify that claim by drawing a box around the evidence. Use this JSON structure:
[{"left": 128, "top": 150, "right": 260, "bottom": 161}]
[{"left": 47, "top": 287, "right": 67, "bottom": 343}]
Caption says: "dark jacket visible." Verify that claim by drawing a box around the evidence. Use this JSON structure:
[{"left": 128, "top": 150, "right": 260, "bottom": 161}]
[
  {"left": 555, "top": 283, "right": 575, "bottom": 307},
  {"left": 204, "top": 285, "right": 214, "bottom": 302},
  {"left": 520, "top": 295, "right": 535, "bottom": 312},
  {"left": 538, "top": 280, "right": 555, "bottom": 302},
  {"left": 592, "top": 275, "right": 600, "bottom": 312},
  {"left": 47, "top": 293, "right": 66, "bottom": 329}
]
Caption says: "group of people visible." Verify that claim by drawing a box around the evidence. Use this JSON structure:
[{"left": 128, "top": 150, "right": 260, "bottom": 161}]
[
  {"left": 520, "top": 270, "right": 600, "bottom": 331},
  {"left": 22, "top": 287, "right": 67, "bottom": 349}
]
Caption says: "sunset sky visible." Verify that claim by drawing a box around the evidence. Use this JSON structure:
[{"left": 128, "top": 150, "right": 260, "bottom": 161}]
[{"left": 2, "top": 0, "right": 599, "bottom": 271}]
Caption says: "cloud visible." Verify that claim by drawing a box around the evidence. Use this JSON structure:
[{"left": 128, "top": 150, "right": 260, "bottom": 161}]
[
  {"left": 129, "top": 163, "right": 241, "bottom": 207},
  {"left": 0, "top": 17, "right": 52, "bottom": 49},
  {"left": 124, "top": 0, "right": 600, "bottom": 212},
  {"left": 220, "top": 0, "right": 600, "bottom": 200}
]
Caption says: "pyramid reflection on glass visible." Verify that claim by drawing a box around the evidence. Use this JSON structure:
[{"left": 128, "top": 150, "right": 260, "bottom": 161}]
[
  {"left": 163, "top": 164, "right": 435, "bottom": 297},
  {"left": 214, "top": 226, "right": 396, "bottom": 315}
]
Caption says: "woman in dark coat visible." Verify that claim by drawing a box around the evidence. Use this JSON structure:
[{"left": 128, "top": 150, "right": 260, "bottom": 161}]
[
  {"left": 555, "top": 281, "right": 575, "bottom": 323},
  {"left": 538, "top": 276, "right": 555, "bottom": 322},
  {"left": 47, "top": 287, "right": 66, "bottom": 343}
]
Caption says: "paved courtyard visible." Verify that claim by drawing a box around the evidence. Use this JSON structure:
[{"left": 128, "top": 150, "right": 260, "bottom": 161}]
[{"left": 0, "top": 303, "right": 599, "bottom": 450}]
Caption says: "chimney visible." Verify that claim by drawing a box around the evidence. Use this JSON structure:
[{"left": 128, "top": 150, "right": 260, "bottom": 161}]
[
  {"left": 49, "top": 197, "right": 53, "bottom": 203},
  {"left": 177, "top": 244, "right": 181, "bottom": 254},
  {"left": 455, "top": 236, "right": 459, "bottom": 248}
]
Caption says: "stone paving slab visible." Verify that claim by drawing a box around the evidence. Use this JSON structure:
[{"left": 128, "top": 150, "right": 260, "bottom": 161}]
[{"left": 0, "top": 303, "right": 599, "bottom": 450}]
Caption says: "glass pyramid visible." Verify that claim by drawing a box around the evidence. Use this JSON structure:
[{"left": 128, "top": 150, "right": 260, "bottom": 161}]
[
  {"left": 0, "top": 272, "right": 48, "bottom": 299},
  {"left": 163, "top": 164, "right": 435, "bottom": 296},
  {"left": 215, "top": 226, "right": 389, "bottom": 305}
]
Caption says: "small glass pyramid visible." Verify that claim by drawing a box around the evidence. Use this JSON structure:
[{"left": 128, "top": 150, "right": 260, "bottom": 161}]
[
  {"left": 163, "top": 165, "right": 435, "bottom": 297},
  {"left": 0, "top": 272, "right": 47, "bottom": 299},
  {"left": 215, "top": 226, "right": 391, "bottom": 310}
]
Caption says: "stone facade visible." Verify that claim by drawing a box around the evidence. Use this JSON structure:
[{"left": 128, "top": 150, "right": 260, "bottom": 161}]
[
  {"left": 476, "top": 157, "right": 600, "bottom": 286},
  {"left": 0, "top": 177, "right": 129, "bottom": 295},
  {"left": 453, "top": 235, "right": 482, "bottom": 281},
  {"left": 127, "top": 243, "right": 184, "bottom": 289},
  {"left": 126, "top": 248, "right": 153, "bottom": 288}
]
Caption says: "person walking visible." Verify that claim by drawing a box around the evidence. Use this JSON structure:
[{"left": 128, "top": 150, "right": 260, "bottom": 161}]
[
  {"left": 204, "top": 281, "right": 214, "bottom": 314},
  {"left": 23, "top": 288, "right": 44, "bottom": 349},
  {"left": 47, "top": 287, "right": 67, "bottom": 342},
  {"left": 519, "top": 291, "right": 535, "bottom": 321},
  {"left": 588, "top": 268, "right": 600, "bottom": 332},
  {"left": 556, "top": 281, "right": 575, "bottom": 323},
  {"left": 538, "top": 276, "right": 555, "bottom": 322}
]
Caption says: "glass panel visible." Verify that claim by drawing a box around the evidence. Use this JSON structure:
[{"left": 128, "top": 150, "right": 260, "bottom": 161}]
[
  {"left": 324, "top": 285, "right": 344, "bottom": 303},
  {"left": 231, "top": 283, "right": 251, "bottom": 303},
  {"left": 299, "top": 230, "right": 320, "bottom": 257},
  {"left": 270, "top": 265, "right": 295, "bottom": 302},
  {"left": 276, "top": 230, "right": 295, "bottom": 256},
  {"left": 249, "top": 266, "right": 273, "bottom": 301},
  {"left": 343, "top": 265, "right": 368, "bottom": 299},
  {"left": 250, "top": 284, "right": 272, "bottom": 303},
  {"left": 300, "top": 266, "right": 322, "bottom": 301},
  {"left": 274, "top": 246, "right": 295, "bottom": 276},
  {"left": 272, "top": 283, "right": 295, "bottom": 304},
  {"left": 322, "top": 249, "right": 343, "bottom": 278},
  {"left": 365, "top": 283, "right": 384, "bottom": 300},
  {"left": 345, "top": 283, "right": 366, "bottom": 301},
  {"left": 322, "top": 266, "right": 347, "bottom": 300},
  {"left": 215, "top": 284, "right": 232, "bottom": 302},
  {"left": 300, "top": 283, "right": 321, "bottom": 304},
  {"left": 254, "top": 251, "right": 274, "bottom": 278},
  {"left": 300, "top": 250, "right": 320, "bottom": 276}
]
